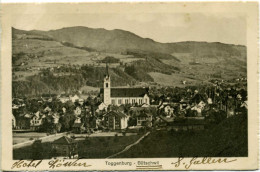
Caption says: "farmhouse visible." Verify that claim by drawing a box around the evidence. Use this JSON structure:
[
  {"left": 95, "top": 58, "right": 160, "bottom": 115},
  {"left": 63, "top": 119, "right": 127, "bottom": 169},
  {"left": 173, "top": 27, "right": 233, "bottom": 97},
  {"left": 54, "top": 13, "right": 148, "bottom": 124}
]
[
  {"left": 30, "top": 111, "right": 44, "bottom": 131},
  {"left": 51, "top": 136, "right": 78, "bottom": 159},
  {"left": 104, "top": 110, "right": 128, "bottom": 130},
  {"left": 72, "top": 123, "right": 85, "bottom": 133},
  {"left": 100, "top": 64, "right": 150, "bottom": 106},
  {"left": 136, "top": 113, "right": 153, "bottom": 127}
]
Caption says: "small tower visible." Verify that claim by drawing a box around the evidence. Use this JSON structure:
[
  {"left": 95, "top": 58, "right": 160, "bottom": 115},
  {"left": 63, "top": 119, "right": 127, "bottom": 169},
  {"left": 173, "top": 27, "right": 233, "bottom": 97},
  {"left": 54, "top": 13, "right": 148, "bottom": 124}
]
[{"left": 103, "top": 63, "right": 111, "bottom": 105}]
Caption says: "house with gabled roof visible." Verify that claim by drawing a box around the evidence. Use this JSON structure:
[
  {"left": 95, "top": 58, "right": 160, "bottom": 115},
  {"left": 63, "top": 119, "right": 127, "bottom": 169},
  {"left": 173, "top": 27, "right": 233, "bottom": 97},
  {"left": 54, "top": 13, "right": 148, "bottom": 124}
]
[
  {"left": 30, "top": 111, "right": 44, "bottom": 131},
  {"left": 72, "top": 123, "right": 85, "bottom": 133},
  {"left": 51, "top": 136, "right": 78, "bottom": 159},
  {"left": 58, "top": 94, "right": 70, "bottom": 103},
  {"left": 104, "top": 110, "right": 128, "bottom": 130},
  {"left": 136, "top": 112, "right": 153, "bottom": 127},
  {"left": 70, "top": 94, "right": 80, "bottom": 103}
]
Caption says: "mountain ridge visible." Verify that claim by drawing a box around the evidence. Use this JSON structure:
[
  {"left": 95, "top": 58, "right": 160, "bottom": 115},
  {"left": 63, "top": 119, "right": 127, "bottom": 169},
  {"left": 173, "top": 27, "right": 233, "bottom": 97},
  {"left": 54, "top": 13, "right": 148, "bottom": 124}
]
[
  {"left": 12, "top": 27, "right": 246, "bottom": 47},
  {"left": 12, "top": 26, "right": 247, "bottom": 96},
  {"left": 12, "top": 27, "right": 246, "bottom": 56}
]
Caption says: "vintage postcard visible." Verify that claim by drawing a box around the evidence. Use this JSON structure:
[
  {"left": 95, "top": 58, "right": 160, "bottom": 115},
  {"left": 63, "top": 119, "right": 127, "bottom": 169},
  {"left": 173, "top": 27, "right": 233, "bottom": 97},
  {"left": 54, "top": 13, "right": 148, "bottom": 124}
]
[{"left": 0, "top": 2, "right": 259, "bottom": 171}]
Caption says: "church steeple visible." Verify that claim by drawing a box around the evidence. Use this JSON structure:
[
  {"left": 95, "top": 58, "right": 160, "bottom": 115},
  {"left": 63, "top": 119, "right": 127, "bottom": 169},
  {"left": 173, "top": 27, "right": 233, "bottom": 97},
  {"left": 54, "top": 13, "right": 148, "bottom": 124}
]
[
  {"left": 103, "top": 63, "right": 111, "bottom": 105},
  {"left": 106, "top": 62, "right": 109, "bottom": 77}
]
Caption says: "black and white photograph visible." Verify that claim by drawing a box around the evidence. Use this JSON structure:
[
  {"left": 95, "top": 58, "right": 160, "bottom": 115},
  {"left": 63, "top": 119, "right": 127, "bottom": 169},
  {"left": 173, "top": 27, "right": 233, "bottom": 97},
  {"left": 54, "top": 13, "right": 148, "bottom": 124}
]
[{"left": 1, "top": 2, "right": 259, "bottom": 171}]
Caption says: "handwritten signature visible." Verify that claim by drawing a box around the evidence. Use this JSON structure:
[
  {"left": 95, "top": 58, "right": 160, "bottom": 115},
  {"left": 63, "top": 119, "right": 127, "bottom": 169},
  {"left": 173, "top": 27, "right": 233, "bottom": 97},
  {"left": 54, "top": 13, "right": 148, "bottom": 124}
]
[
  {"left": 11, "top": 159, "right": 91, "bottom": 169},
  {"left": 172, "top": 157, "right": 237, "bottom": 169}
]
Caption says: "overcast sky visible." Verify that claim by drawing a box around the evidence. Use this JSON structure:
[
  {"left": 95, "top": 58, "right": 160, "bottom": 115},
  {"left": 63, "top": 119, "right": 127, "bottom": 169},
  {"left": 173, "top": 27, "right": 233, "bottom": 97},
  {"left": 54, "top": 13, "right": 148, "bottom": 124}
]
[{"left": 13, "top": 12, "right": 246, "bottom": 45}]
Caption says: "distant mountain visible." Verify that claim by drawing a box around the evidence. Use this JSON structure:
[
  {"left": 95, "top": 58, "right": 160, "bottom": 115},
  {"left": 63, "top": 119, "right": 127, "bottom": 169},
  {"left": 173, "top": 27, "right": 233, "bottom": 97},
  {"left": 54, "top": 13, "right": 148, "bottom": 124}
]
[
  {"left": 11, "top": 27, "right": 247, "bottom": 96},
  {"left": 12, "top": 27, "right": 246, "bottom": 59}
]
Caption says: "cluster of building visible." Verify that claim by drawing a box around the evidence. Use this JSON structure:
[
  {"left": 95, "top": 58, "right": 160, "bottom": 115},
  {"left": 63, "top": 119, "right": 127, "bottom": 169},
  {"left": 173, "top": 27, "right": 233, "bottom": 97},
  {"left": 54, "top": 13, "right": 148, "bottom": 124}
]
[{"left": 12, "top": 66, "right": 248, "bottom": 134}]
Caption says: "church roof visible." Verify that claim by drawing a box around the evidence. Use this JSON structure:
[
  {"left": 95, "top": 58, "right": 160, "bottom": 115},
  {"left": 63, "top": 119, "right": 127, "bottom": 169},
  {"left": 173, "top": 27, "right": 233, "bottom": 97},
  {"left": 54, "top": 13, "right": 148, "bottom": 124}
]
[{"left": 101, "top": 87, "right": 149, "bottom": 97}]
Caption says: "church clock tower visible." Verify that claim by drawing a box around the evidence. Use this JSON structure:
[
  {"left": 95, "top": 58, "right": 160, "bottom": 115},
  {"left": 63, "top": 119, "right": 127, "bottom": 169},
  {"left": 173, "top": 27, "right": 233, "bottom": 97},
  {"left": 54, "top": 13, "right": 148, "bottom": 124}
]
[{"left": 103, "top": 63, "right": 111, "bottom": 105}]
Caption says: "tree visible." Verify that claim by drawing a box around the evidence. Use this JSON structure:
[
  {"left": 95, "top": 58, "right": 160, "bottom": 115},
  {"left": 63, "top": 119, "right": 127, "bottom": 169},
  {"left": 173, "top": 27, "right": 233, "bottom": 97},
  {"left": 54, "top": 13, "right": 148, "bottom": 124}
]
[
  {"left": 128, "top": 117, "right": 137, "bottom": 126},
  {"left": 41, "top": 116, "right": 54, "bottom": 133},
  {"left": 60, "top": 113, "right": 75, "bottom": 131}
]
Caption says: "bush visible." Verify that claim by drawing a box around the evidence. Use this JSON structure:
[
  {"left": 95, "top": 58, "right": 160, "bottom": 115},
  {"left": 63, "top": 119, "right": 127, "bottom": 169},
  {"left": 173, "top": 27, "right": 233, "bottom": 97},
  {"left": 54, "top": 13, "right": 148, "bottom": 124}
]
[{"left": 100, "top": 56, "right": 120, "bottom": 63}]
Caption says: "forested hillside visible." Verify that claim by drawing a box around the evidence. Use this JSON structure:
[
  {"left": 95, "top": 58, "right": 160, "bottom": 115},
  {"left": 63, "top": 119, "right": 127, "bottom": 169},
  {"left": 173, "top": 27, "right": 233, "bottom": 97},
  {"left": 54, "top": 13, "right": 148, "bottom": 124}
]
[{"left": 12, "top": 27, "right": 247, "bottom": 97}]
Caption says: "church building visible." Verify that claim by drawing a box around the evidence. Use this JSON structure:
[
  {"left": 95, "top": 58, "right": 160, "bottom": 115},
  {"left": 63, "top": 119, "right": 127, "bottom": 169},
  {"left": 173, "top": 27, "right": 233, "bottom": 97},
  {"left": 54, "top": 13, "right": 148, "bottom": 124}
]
[{"left": 101, "top": 64, "right": 150, "bottom": 106}]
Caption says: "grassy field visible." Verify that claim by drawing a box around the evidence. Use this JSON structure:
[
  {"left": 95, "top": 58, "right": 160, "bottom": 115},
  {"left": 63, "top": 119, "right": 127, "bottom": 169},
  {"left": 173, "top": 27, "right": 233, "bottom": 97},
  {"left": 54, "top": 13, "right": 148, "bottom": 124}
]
[
  {"left": 148, "top": 72, "right": 204, "bottom": 87},
  {"left": 116, "top": 113, "right": 247, "bottom": 158},
  {"left": 78, "top": 134, "right": 143, "bottom": 158},
  {"left": 13, "top": 134, "right": 143, "bottom": 159}
]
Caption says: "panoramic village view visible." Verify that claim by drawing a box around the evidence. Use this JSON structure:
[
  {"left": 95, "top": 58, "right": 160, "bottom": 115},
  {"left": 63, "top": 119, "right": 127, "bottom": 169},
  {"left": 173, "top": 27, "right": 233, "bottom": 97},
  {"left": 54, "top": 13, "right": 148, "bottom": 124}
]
[{"left": 12, "top": 21, "right": 248, "bottom": 159}]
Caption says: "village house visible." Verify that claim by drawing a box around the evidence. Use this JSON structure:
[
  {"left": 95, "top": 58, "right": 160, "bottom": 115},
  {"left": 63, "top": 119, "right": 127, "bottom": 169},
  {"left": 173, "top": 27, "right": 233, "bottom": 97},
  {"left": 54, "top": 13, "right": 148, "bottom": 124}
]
[
  {"left": 52, "top": 113, "right": 60, "bottom": 124},
  {"left": 226, "top": 96, "right": 236, "bottom": 118},
  {"left": 78, "top": 98, "right": 84, "bottom": 105},
  {"left": 104, "top": 110, "right": 128, "bottom": 130},
  {"left": 58, "top": 95, "right": 70, "bottom": 103},
  {"left": 72, "top": 123, "right": 85, "bottom": 133},
  {"left": 30, "top": 111, "right": 44, "bottom": 131},
  {"left": 70, "top": 94, "right": 80, "bottom": 103},
  {"left": 41, "top": 94, "right": 56, "bottom": 102},
  {"left": 158, "top": 103, "right": 175, "bottom": 117},
  {"left": 129, "top": 106, "right": 156, "bottom": 126},
  {"left": 240, "top": 100, "right": 248, "bottom": 109},
  {"left": 96, "top": 102, "right": 108, "bottom": 113},
  {"left": 179, "top": 99, "right": 189, "bottom": 110},
  {"left": 51, "top": 136, "right": 78, "bottom": 159},
  {"left": 191, "top": 101, "right": 206, "bottom": 116},
  {"left": 62, "top": 107, "right": 67, "bottom": 113},
  {"left": 136, "top": 113, "right": 153, "bottom": 127},
  {"left": 44, "top": 106, "right": 52, "bottom": 113},
  {"left": 101, "top": 64, "right": 150, "bottom": 106},
  {"left": 72, "top": 116, "right": 85, "bottom": 133},
  {"left": 84, "top": 105, "right": 91, "bottom": 111}
]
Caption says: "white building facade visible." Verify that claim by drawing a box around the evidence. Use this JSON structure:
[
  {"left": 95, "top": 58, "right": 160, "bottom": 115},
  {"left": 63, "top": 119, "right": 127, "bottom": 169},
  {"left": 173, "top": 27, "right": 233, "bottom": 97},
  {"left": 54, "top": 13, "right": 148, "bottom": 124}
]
[{"left": 102, "top": 65, "right": 150, "bottom": 106}]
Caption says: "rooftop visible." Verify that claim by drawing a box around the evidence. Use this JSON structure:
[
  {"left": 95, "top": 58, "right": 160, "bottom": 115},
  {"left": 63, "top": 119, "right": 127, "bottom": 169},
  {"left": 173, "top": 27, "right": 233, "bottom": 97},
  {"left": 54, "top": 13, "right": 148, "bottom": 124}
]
[
  {"left": 101, "top": 87, "right": 149, "bottom": 97},
  {"left": 52, "top": 136, "right": 76, "bottom": 145},
  {"left": 104, "top": 110, "right": 127, "bottom": 118}
]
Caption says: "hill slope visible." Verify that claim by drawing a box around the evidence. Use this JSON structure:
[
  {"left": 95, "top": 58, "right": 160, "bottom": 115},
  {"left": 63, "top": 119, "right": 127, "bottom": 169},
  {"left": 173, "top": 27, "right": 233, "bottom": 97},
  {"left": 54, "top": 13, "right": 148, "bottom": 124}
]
[
  {"left": 12, "top": 27, "right": 247, "bottom": 96},
  {"left": 116, "top": 113, "right": 248, "bottom": 158}
]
